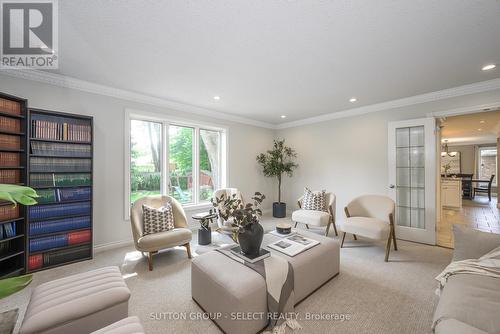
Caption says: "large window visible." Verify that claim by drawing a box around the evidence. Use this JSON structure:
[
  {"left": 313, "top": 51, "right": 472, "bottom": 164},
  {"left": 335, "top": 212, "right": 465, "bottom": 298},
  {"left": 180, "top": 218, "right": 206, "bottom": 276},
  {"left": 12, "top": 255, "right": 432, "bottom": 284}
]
[
  {"left": 127, "top": 114, "right": 226, "bottom": 213},
  {"left": 130, "top": 120, "right": 162, "bottom": 204},
  {"left": 478, "top": 147, "right": 497, "bottom": 185}
]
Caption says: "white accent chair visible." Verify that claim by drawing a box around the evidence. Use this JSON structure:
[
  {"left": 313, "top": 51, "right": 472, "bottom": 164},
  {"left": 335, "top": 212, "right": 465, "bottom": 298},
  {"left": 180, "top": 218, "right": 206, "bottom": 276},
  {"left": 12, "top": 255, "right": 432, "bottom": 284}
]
[
  {"left": 292, "top": 192, "right": 337, "bottom": 236},
  {"left": 339, "top": 194, "right": 397, "bottom": 262},
  {"left": 212, "top": 188, "right": 244, "bottom": 234},
  {"left": 130, "top": 195, "right": 192, "bottom": 271}
]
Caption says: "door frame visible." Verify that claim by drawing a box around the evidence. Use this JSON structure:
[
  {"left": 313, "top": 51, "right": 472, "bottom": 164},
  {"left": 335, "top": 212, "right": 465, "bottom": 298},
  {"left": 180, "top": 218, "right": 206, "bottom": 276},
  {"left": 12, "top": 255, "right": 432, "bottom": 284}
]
[{"left": 388, "top": 117, "right": 437, "bottom": 245}]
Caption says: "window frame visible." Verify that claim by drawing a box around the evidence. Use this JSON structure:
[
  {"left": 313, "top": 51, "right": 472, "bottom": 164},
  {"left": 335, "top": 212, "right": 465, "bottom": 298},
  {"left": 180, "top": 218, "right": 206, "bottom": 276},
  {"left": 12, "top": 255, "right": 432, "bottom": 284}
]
[
  {"left": 124, "top": 109, "right": 228, "bottom": 220},
  {"left": 477, "top": 146, "right": 497, "bottom": 187}
]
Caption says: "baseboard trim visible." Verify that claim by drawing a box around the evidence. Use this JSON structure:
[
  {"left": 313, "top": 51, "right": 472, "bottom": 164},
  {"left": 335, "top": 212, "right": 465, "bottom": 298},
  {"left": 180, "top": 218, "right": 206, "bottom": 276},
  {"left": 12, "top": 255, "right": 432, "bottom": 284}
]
[{"left": 94, "top": 239, "right": 134, "bottom": 253}]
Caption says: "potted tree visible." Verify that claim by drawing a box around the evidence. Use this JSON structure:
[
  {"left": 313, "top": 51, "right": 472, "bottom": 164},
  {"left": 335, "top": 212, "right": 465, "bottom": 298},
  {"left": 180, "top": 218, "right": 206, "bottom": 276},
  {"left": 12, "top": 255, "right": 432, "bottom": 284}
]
[{"left": 256, "top": 139, "right": 298, "bottom": 218}]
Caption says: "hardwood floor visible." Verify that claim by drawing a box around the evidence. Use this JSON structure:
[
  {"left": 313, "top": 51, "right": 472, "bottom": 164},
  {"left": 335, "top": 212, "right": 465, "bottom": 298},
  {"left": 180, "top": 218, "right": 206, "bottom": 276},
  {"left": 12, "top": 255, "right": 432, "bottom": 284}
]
[{"left": 437, "top": 195, "right": 500, "bottom": 248}]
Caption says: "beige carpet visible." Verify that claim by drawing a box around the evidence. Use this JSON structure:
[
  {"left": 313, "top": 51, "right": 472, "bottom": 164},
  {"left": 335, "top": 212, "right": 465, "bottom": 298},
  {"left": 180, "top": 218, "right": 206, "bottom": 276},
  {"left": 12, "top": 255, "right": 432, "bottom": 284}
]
[{"left": 1, "top": 215, "right": 452, "bottom": 334}]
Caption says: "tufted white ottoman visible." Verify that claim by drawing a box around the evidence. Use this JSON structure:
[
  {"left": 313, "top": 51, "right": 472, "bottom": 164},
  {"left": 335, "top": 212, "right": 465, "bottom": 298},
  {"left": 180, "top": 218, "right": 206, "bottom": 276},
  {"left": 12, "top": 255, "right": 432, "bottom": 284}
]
[
  {"left": 20, "top": 266, "right": 131, "bottom": 334},
  {"left": 192, "top": 230, "right": 340, "bottom": 334}
]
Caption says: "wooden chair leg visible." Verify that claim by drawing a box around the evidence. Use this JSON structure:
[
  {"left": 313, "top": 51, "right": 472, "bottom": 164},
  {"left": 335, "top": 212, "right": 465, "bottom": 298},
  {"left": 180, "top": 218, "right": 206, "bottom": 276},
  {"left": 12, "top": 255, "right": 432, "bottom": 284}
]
[
  {"left": 333, "top": 221, "right": 338, "bottom": 236},
  {"left": 325, "top": 222, "right": 331, "bottom": 236},
  {"left": 340, "top": 232, "right": 346, "bottom": 248},
  {"left": 148, "top": 251, "right": 156, "bottom": 271},
  {"left": 392, "top": 227, "right": 398, "bottom": 251},
  {"left": 305, "top": 224, "right": 310, "bottom": 229},
  {"left": 294, "top": 222, "right": 298, "bottom": 228},
  {"left": 353, "top": 234, "right": 357, "bottom": 240},
  {"left": 385, "top": 235, "right": 392, "bottom": 262},
  {"left": 184, "top": 243, "right": 192, "bottom": 259}
]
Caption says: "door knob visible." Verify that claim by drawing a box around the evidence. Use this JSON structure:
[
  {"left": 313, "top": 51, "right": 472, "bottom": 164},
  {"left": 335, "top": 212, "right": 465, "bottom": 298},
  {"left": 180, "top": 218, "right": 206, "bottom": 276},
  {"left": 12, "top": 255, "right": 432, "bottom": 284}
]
[{"left": 389, "top": 184, "right": 395, "bottom": 189}]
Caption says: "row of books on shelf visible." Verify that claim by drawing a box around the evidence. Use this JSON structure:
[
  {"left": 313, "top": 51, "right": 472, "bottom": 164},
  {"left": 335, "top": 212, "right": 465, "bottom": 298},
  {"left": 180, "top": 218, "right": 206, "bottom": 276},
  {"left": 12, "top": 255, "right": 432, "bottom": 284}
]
[
  {"left": 0, "top": 205, "right": 19, "bottom": 221},
  {"left": 30, "top": 216, "right": 90, "bottom": 236},
  {"left": 30, "top": 173, "right": 91, "bottom": 187},
  {"left": 31, "top": 141, "right": 91, "bottom": 157},
  {"left": 0, "top": 116, "right": 21, "bottom": 133},
  {"left": 28, "top": 244, "right": 91, "bottom": 271},
  {"left": 0, "top": 222, "right": 16, "bottom": 239},
  {"left": 29, "top": 202, "right": 91, "bottom": 220},
  {"left": 29, "top": 229, "right": 91, "bottom": 252},
  {"left": 0, "top": 152, "right": 20, "bottom": 167},
  {"left": 30, "top": 157, "right": 91, "bottom": 172},
  {"left": 31, "top": 119, "right": 91, "bottom": 142},
  {"left": 0, "top": 170, "right": 20, "bottom": 184},
  {"left": 37, "top": 187, "right": 92, "bottom": 203},
  {"left": 0, "top": 98, "right": 22, "bottom": 115},
  {"left": 0, "top": 133, "right": 21, "bottom": 149}
]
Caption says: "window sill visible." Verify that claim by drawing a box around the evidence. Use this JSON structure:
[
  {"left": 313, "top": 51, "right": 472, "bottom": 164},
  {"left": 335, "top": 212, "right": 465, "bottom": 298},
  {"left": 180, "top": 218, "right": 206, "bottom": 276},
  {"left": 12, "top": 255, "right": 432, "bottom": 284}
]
[{"left": 182, "top": 202, "right": 213, "bottom": 212}]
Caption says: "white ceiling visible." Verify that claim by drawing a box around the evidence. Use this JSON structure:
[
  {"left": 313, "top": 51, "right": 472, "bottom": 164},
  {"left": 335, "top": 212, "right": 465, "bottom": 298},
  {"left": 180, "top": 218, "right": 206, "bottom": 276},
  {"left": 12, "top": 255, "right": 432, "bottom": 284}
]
[
  {"left": 51, "top": 0, "right": 500, "bottom": 124},
  {"left": 442, "top": 109, "right": 500, "bottom": 145}
]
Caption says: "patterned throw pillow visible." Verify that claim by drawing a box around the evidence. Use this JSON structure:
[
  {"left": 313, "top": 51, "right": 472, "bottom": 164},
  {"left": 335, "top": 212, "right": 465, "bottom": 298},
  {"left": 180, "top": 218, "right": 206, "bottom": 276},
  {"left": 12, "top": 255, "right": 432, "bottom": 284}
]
[
  {"left": 302, "top": 188, "right": 327, "bottom": 212},
  {"left": 142, "top": 203, "right": 175, "bottom": 235}
]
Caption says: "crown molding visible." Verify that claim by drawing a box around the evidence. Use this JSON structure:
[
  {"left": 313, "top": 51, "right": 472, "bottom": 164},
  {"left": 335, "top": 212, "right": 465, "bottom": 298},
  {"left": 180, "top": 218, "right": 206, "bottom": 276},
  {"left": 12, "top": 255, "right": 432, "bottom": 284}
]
[
  {"left": 276, "top": 78, "right": 500, "bottom": 129},
  {"left": 2, "top": 68, "right": 500, "bottom": 131},
  {"left": 0, "top": 69, "right": 275, "bottom": 129}
]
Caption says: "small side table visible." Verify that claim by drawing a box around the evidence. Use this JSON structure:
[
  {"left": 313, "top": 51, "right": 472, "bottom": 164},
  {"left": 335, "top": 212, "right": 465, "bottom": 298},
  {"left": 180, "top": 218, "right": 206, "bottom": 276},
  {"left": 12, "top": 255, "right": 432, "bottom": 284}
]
[{"left": 192, "top": 212, "right": 217, "bottom": 245}]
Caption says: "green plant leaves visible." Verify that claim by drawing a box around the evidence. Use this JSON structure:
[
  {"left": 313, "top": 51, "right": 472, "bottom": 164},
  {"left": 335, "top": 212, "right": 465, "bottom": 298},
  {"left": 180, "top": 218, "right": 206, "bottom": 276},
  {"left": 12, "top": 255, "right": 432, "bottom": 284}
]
[
  {"left": 0, "top": 185, "right": 39, "bottom": 206},
  {"left": 0, "top": 275, "right": 33, "bottom": 300}
]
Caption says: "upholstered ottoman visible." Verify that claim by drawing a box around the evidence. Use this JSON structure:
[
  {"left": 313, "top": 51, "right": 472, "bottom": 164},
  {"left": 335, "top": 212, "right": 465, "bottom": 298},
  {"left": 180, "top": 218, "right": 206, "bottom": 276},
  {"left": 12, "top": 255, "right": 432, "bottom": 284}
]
[
  {"left": 20, "top": 266, "right": 131, "bottom": 334},
  {"left": 91, "top": 316, "right": 145, "bottom": 334},
  {"left": 191, "top": 230, "right": 340, "bottom": 334}
]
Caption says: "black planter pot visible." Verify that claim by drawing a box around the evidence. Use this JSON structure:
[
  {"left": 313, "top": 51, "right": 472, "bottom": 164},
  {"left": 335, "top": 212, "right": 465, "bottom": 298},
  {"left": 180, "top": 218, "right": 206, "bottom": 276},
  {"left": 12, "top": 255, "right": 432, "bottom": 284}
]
[
  {"left": 273, "top": 202, "right": 286, "bottom": 218},
  {"left": 198, "top": 227, "right": 212, "bottom": 245},
  {"left": 238, "top": 223, "right": 264, "bottom": 255}
]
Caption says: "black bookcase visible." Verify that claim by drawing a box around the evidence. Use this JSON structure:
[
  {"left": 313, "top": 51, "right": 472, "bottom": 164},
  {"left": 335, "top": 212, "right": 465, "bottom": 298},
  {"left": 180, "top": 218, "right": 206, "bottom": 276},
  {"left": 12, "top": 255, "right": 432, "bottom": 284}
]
[
  {"left": 26, "top": 108, "right": 93, "bottom": 273},
  {"left": 0, "top": 92, "right": 28, "bottom": 278}
]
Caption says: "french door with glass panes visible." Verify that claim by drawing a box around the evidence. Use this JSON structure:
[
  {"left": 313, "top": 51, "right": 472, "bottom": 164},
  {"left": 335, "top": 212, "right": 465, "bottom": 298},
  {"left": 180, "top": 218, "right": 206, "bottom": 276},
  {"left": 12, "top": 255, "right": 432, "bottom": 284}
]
[{"left": 388, "top": 118, "right": 436, "bottom": 245}]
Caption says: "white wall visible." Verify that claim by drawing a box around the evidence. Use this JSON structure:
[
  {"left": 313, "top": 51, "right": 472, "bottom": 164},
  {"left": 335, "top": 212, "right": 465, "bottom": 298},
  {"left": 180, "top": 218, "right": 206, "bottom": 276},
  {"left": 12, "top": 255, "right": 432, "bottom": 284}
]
[
  {"left": 276, "top": 89, "right": 500, "bottom": 220},
  {"left": 0, "top": 74, "right": 276, "bottom": 247}
]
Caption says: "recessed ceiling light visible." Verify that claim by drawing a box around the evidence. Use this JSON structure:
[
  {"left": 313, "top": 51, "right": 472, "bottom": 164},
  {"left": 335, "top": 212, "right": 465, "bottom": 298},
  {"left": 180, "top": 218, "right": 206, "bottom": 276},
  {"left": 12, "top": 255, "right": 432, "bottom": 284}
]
[
  {"left": 349, "top": 98, "right": 357, "bottom": 103},
  {"left": 482, "top": 64, "right": 496, "bottom": 71},
  {"left": 477, "top": 128, "right": 483, "bottom": 131},
  {"left": 213, "top": 96, "right": 220, "bottom": 100},
  {"left": 480, "top": 120, "right": 485, "bottom": 124},
  {"left": 280, "top": 115, "right": 286, "bottom": 119}
]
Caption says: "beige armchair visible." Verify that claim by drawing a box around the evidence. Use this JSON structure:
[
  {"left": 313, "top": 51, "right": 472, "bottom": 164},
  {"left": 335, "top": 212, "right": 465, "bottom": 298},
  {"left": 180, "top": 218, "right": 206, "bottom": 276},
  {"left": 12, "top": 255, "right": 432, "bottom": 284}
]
[
  {"left": 131, "top": 195, "right": 192, "bottom": 270},
  {"left": 212, "top": 188, "right": 244, "bottom": 235},
  {"left": 339, "top": 195, "right": 397, "bottom": 262},
  {"left": 292, "top": 192, "right": 337, "bottom": 236}
]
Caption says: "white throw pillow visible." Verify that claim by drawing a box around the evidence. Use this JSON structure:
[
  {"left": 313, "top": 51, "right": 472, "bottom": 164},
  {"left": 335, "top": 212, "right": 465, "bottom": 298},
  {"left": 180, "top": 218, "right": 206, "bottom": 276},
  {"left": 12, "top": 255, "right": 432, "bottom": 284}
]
[
  {"left": 142, "top": 203, "right": 175, "bottom": 235},
  {"left": 302, "top": 188, "right": 327, "bottom": 212}
]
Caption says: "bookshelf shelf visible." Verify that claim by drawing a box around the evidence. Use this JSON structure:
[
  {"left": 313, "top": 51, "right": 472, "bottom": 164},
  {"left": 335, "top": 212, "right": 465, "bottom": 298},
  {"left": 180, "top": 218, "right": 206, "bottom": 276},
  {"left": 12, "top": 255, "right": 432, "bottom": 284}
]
[
  {"left": 30, "top": 154, "right": 91, "bottom": 159},
  {"left": 0, "top": 267, "right": 24, "bottom": 279},
  {"left": 0, "top": 250, "right": 24, "bottom": 262},
  {"left": 29, "top": 242, "right": 91, "bottom": 256},
  {"left": 0, "top": 166, "right": 25, "bottom": 170},
  {"left": 35, "top": 199, "right": 91, "bottom": 206},
  {"left": 33, "top": 185, "right": 92, "bottom": 190},
  {"left": 30, "top": 138, "right": 91, "bottom": 145},
  {"left": 27, "top": 108, "right": 93, "bottom": 273},
  {"left": 0, "top": 130, "right": 25, "bottom": 136},
  {"left": 29, "top": 228, "right": 89, "bottom": 239},
  {"left": 0, "top": 148, "right": 24, "bottom": 153},
  {"left": 0, "top": 217, "right": 24, "bottom": 225},
  {"left": 30, "top": 213, "right": 91, "bottom": 223},
  {"left": 0, "top": 234, "right": 24, "bottom": 243},
  {"left": 27, "top": 256, "right": 92, "bottom": 274},
  {"left": 0, "top": 111, "right": 25, "bottom": 119},
  {"left": 0, "top": 92, "right": 27, "bottom": 278}
]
